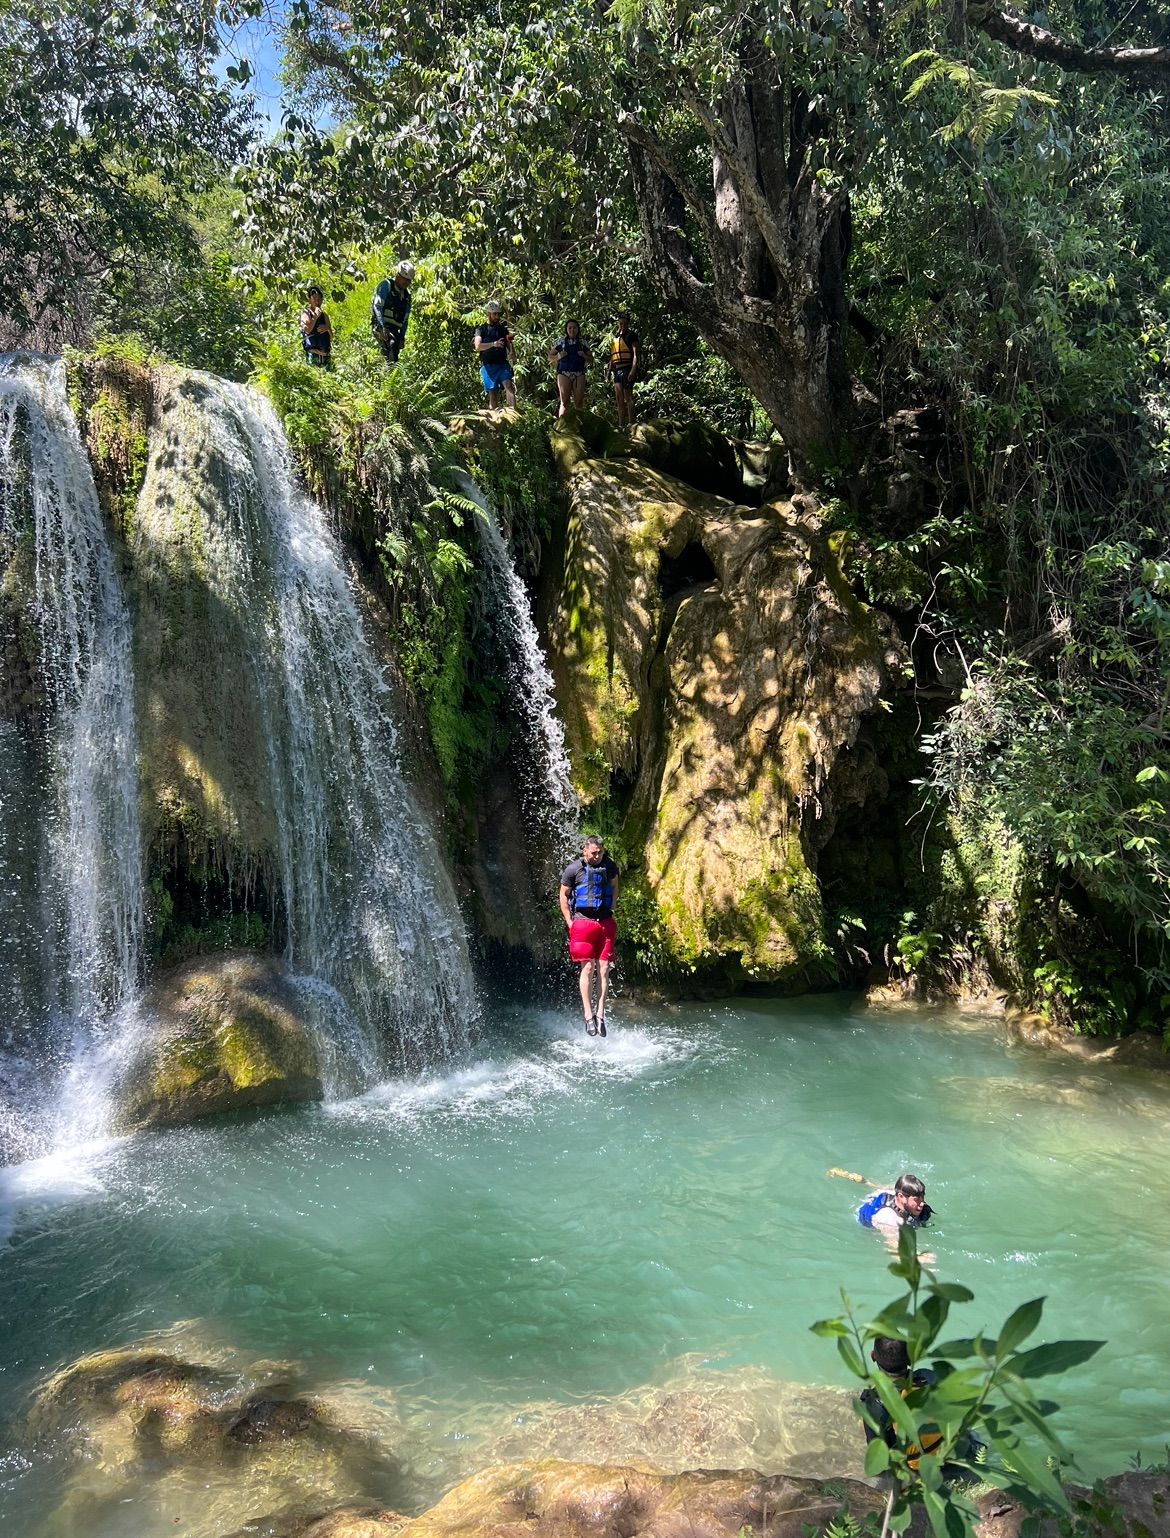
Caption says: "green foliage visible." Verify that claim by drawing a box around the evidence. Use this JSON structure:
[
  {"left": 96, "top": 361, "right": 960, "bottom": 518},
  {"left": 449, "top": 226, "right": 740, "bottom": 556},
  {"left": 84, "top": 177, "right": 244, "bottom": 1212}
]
[
  {"left": 256, "top": 338, "right": 506, "bottom": 804},
  {"left": 1, "top": 0, "right": 252, "bottom": 339},
  {"left": 148, "top": 877, "right": 272, "bottom": 968},
  {"left": 813, "top": 1227, "right": 1104, "bottom": 1538}
]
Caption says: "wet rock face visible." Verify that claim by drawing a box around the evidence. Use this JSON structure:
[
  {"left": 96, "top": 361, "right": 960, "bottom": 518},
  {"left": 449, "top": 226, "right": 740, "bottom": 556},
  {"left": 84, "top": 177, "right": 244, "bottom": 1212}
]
[
  {"left": 112, "top": 950, "right": 323, "bottom": 1131},
  {"left": 547, "top": 419, "right": 903, "bottom": 987}
]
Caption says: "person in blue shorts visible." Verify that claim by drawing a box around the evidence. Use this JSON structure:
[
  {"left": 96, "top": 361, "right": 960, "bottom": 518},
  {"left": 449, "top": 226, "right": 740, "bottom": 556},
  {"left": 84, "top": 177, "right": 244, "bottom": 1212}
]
[{"left": 474, "top": 299, "right": 516, "bottom": 408}]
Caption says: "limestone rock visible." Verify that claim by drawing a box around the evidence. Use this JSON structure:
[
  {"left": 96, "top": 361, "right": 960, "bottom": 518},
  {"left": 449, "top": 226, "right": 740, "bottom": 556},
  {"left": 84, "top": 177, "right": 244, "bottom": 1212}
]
[
  {"left": 113, "top": 951, "right": 323, "bottom": 1131},
  {"left": 27, "top": 1343, "right": 405, "bottom": 1535},
  {"left": 397, "top": 1460, "right": 885, "bottom": 1538},
  {"left": 130, "top": 370, "right": 280, "bottom": 871},
  {"left": 547, "top": 422, "right": 903, "bottom": 987}
]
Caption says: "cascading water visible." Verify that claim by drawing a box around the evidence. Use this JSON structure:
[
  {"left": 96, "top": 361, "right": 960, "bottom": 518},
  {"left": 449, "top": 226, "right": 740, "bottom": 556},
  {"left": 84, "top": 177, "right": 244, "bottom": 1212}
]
[
  {"left": 0, "top": 356, "right": 145, "bottom": 1155},
  {"left": 460, "top": 473, "right": 580, "bottom": 867},
  {"left": 135, "top": 374, "right": 476, "bottom": 1080}
]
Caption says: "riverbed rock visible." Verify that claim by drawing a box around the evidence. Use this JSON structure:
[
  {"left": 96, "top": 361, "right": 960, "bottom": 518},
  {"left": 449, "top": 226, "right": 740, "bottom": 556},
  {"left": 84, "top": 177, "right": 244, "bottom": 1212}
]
[
  {"left": 547, "top": 417, "right": 903, "bottom": 987},
  {"left": 28, "top": 1344, "right": 406, "bottom": 1535},
  {"left": 397, "top": 1460, "right": 885, "bottom": 1538},
  {"left": 112, "top": 951, "right": 323, "bottom": 1131}
]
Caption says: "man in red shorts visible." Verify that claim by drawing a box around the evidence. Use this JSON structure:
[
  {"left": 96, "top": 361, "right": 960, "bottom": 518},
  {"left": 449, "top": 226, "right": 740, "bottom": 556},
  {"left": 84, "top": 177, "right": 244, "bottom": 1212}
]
[{"left": 559, "top": 836, "right": 620, "bottom": 1036}]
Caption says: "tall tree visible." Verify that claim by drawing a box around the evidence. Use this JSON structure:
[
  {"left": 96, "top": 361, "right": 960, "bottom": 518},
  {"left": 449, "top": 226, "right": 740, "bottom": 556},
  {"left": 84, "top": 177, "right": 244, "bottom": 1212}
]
[
  {"left": 238, "top": 0, "right": 1169, "bottom": 472},
  {"left": 0, "top": 0, "right": 253, "bottom": 340}
]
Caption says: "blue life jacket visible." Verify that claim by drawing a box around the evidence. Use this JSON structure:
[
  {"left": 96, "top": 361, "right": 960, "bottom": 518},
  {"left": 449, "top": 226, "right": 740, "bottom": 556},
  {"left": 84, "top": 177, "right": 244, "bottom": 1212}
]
[
  {"left": 556, "top": 336, "right": 588, "bottom": 374},
  {"left": 858, "top": 1190, "right": 932, "bottom": 1228},
  {"left": 302, "top": 311, "right": 331, "bottom": 358},
  {"left": 573, "top": 862, "right": 613, "bottom": 916}
]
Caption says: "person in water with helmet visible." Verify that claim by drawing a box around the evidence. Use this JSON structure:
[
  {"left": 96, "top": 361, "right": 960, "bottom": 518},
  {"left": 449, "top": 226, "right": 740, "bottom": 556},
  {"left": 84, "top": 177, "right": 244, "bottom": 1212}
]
[
  {"left": 474, "top": 299, "right": 516, "bottom": 408},
  {"left": 606, "top": 312, "right": 641, "bottom": 429},
  {"left": 559, "top": 835, "right": 619, "bottom": 1036},
  {"left": 371, "top": 261, "right": 414, "bottom": 363},
  {"left": 858, "top": 1173, "right": 935, "bottom": 1261},
  {"left": 299, "top": 286, "right": 333, "bottom": 367},
  {"left": 548, "top": 319, "right": 592, "bottom": 415}
]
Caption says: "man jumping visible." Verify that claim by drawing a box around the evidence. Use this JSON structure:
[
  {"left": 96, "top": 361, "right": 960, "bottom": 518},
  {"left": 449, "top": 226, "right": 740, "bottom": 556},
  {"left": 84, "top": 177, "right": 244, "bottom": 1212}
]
[{"left": 559, "top": 836, "right": 619, "bottom": 1036}]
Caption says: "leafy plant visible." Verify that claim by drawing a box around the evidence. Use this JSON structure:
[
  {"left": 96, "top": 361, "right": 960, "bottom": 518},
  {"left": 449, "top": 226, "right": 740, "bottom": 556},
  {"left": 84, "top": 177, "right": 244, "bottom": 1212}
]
[{"left": 812, "top": 1226, "right": 1103, "bottom": 1538}]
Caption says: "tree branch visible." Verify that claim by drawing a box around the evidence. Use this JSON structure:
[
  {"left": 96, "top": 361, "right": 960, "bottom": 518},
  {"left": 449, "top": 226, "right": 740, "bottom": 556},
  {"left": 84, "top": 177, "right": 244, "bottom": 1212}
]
[{"left": 969, "top": 4, "right": 1170, "bottom": 74}]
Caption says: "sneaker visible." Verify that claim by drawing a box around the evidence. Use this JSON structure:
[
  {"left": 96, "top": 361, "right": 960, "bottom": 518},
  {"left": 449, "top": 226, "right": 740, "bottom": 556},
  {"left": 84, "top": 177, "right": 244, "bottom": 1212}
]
[
  {"left": 586, "top": 1016, "right": 599, "bottom": 1036},
  {"left": 598, "top": 1017, "right": 607, "bottom": 1037}
]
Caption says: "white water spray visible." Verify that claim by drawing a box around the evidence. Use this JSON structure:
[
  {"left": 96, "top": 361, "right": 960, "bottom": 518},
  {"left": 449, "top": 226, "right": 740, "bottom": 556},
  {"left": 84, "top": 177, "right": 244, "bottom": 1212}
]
[
  {"left": 0, "top": 357, "right": 145, "bottom": 1152},
  {"left": 139, "top": 376, "right": 477, "bottom": 1078},
  {"left": 459, "top": 474, "right": 579, "bottom": 866}
]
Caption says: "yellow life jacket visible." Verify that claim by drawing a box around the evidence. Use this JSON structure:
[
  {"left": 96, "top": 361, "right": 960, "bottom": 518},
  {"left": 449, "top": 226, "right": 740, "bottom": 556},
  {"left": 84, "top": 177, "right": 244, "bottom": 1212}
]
[
  {"left": 609, "top": 333, "right": 636, "bottom": 368},
  {"left": 902, "top": 1386, "right": 944, "bottom": 1470}
]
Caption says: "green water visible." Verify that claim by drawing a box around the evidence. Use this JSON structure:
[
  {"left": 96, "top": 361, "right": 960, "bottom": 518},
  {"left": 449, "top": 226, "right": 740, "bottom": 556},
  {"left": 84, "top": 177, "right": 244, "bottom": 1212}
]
[{"left": 2, "top": 996, "right": 1170, "bottom": 1536}]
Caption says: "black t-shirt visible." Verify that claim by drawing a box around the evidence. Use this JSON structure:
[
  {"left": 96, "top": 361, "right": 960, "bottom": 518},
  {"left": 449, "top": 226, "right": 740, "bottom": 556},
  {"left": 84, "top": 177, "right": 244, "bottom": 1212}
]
[
  {"left": 475, "top": 321, "right": 510, "bottom": 365},
  {"left": 560, "top": 855, "right": 619, "bottom": 917}
]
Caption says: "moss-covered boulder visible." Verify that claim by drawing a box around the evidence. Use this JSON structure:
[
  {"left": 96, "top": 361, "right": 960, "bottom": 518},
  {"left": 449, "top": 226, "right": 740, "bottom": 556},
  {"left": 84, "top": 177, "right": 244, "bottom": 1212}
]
[
  {"left": 113, "top": 951, "right": 323, "bottom": 1131},
  {"left": 547, "top": 423, "right": 903, "bottom": 988}
]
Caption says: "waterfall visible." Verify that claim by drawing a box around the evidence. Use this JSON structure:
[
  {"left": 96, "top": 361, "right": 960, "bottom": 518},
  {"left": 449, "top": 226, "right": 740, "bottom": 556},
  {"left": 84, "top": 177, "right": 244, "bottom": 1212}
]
[
  {"left": 137, "top": 375, "right": 476, "bottom": 1078},
  {"left": 0, "top": 357, "right": 145, "bottom": 1155},
  {"left": 459, "top": 474, "right": 579, "bottom": 868}
]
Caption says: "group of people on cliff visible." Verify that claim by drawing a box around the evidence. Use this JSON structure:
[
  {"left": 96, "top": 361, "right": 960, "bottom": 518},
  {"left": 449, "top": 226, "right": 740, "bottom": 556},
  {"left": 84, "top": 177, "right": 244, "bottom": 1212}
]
[{"left": 298, "top": 265, "right": 643, "bottom": 426}]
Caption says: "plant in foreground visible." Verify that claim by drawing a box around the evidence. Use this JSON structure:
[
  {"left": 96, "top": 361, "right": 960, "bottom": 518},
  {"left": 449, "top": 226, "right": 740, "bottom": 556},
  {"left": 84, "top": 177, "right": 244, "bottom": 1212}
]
[{"left": 812, "top": 1226, "right": 1103, "bottom": 1538}]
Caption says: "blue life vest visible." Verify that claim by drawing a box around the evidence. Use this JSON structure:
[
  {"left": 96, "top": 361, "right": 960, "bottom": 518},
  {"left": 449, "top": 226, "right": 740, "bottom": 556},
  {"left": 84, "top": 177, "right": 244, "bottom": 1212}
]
[
  {"left": 573, "top": 862, "right": 613, "bottom": 916},
  {"left": 302, "top": 311, "right": 331, "bottom": 358},
  {"left": 556, "top": 336, "right": 588, "bottom": 374},
  {"left": 858, "top": 1191, "right": 932, "bottom": 1229}
]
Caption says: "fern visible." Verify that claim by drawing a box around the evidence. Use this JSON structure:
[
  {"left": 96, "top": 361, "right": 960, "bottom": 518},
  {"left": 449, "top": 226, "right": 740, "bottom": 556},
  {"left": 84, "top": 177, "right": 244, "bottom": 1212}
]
[{"left": 903, "top": 50, "right": 1056, "bottom": 146}]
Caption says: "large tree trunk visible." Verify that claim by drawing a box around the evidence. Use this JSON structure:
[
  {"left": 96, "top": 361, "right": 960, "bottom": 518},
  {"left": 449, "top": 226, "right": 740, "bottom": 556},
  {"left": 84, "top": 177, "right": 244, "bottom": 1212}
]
[{"left": 621, "top": 60, "right": 855, "bottom": 477}]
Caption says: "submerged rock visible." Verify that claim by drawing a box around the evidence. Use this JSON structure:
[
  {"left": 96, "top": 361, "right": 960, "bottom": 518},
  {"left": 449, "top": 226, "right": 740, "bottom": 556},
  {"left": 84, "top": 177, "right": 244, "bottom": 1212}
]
[
  {"left": 397, "top": 1461, "right": 884, "bottom": 1538},
  {"left": 27, "top": 1342, "right": 405, "bottom": 1536},
  {"left": 547, "top": 418, "right": 903, "bottom": 988},
  {"left": 113, "top": 951, "right": 323, "bottom": 1131}
]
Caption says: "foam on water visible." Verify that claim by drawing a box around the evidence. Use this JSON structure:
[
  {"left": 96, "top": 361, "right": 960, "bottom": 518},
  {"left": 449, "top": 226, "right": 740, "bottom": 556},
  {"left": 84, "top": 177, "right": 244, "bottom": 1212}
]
[{"left": 329, "top": 1014, "right": 701, "bottom": 1127}]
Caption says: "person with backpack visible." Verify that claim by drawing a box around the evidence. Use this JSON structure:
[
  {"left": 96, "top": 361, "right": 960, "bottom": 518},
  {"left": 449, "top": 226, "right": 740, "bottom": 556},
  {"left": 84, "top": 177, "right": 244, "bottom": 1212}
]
[
  {"left": 474, "top": 299, "right": 516, "bottom": 407},
  {"left": 299, "top": 285, "right": 333, "bottom": 367},
  {"left": 548, "top": 319, "right": 592, "bottom": 415},
  {"left": 371, "top": 261, "right": 414, "bottom": 363},
  {"left": 558, "top": 836, "right": 619, "bottom": 1036}
]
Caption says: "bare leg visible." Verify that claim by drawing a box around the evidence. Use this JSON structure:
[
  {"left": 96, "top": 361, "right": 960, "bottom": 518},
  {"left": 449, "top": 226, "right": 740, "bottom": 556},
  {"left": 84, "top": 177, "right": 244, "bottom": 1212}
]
[
  {"left": 596, "top": 960, "right": 611, "bottom": 1023},
  {"left": 613, "top": 382, "right": 626, "bottom": 427},
  {"left": 624, "top": 385, "right": 636, "bottom": 426},
  {"left": 556, "top": 374, "right": 573, "bottom": 417},
  {"left": 487, "top": 387, "right": 500, "bottom": 409},
  {"left": 503, "top": 378, "right": 517, "bottom": 408},
  {"left": 573, "top": 374, "right": 586, "bottom": 410},
  {"left": 578, "top": 962, "right": 596, "bottom": 1022}
]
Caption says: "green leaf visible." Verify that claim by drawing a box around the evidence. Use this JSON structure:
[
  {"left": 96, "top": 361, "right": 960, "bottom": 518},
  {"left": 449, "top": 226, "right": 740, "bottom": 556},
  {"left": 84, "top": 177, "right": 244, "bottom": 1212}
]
[
  {"left": 837, "top": 1335, "right": 865, "bottom": 1377},
  {"left": 995, "top": 1297, "right": 1045, "bottom": 1359},
  {"left": 810, "top": 1318, "right": 850, "bottom": 1339},
  {"left": 1009, "top": 1340, "right": 1104, "bottom": 1379},
  {"left": 864, "top": 1436, "right": 891, "bottom": 1475}
]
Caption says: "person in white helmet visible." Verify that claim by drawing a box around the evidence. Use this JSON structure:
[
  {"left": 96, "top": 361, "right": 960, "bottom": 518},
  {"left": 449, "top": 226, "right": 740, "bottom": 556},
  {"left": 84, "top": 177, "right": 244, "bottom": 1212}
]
[
  {"left": 371, "top": 260, "right": 415, "bottom": 363},
  {"left": 473, "top": 298, "right": 516, "bottom": 408}
]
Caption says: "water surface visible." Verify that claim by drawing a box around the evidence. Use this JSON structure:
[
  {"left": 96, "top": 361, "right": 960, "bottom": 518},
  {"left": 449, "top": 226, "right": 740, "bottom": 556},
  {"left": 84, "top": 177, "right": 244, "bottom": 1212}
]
[{"left": 2, "top": 996, "right": 1168, "bottom": 1536}]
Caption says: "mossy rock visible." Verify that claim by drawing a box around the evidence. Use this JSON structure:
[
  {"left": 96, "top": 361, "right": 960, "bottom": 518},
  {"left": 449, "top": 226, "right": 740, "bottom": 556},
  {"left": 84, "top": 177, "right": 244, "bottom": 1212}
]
[
  {"left": 548, "top": 440, "right": 904, "bottom": 989},
  {"left": 228, "top": 1509, "right": 408, "bottom": 1538},
  {"left": 114, "top": 951, "right": 323, "bottom": 1131},
  {"left": 626, "top": 419, "right": 743, "bottom": 501}
]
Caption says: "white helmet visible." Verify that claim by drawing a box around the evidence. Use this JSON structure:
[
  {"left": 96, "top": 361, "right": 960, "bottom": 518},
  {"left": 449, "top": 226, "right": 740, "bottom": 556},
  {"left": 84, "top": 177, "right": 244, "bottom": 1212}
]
[{"left": 396, "top": 260, "right": 416, "bottom": 281}]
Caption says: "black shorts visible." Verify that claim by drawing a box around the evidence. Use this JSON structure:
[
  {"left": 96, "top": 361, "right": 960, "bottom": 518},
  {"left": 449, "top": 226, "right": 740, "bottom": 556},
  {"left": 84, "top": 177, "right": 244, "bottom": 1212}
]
[
  {"left": 611, "top": 365, "right": 634, "bottom": 390},
  {"left": 375, "top": 327, "right": 404, "bottom": 363}
]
